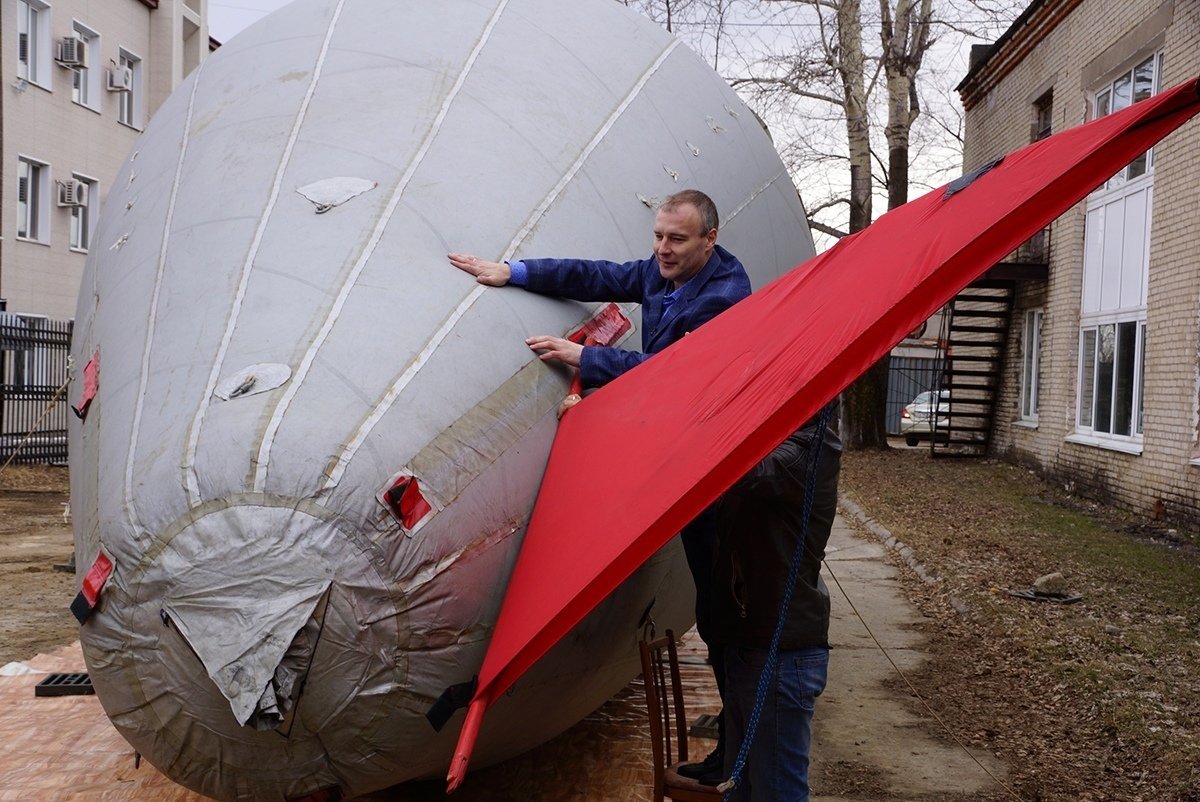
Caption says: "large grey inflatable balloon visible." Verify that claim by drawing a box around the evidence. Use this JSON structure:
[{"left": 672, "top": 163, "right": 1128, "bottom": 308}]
[{"left": 68, "top": 0, "right": 815, "bottom": 798}]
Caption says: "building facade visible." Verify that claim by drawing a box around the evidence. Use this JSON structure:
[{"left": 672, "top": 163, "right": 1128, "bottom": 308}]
[
  {"left": 958, "top": 0, "right": 1200, "bottom": 522},
  {"left": 2, "top": 0, "right": 209, "bottom": 319}
]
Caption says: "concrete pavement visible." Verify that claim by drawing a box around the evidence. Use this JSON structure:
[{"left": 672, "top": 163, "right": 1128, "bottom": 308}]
[{"left": 808, "top": 509, "right": 1008, "bottom": 801}]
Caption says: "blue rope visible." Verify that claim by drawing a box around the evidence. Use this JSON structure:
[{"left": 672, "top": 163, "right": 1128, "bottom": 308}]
[{"left": 722, "top": 405, "right": 833, "bottom": 799}]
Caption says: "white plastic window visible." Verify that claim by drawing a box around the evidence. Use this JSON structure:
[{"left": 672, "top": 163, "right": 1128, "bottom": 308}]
[
  {"left": 1091, "top": 52, "right": 1163, "bottom": 192},
  {"left": 71, "top": 21, "right": 101, "bottom": 110},
  {"left": 17, "top": 0, "right": 52, "bottom": 87},
  {"left": 69, "top": 174, "right": 98, "bottom": 252},
  {"left": 1020, "top": 309, "right": 1042, "bottom": 422},
  {"left": 17, "top": 157, "right": 51, "bottom": 243},
  {"left": 1076, "top": 52, "right": 1162, "bottom": 446},
  {"left": 1077, "top": 320, "right": 1145, "bottom": 439},
  {"left": 117, "top": 49, "right": 143, "bottom": 128}
]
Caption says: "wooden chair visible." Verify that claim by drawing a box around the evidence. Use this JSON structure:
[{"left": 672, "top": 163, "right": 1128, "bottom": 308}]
[{"left": 639, "top": 630, "right": 723, "bottom": 801}]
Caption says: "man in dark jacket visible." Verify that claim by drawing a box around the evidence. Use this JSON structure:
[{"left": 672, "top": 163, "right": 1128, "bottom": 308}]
[
  {"left": 449, "top": 189, "right": 750, "bottom": 773},
  {"left": 711, "top": 408, "right": 842, "bottom": 801}
]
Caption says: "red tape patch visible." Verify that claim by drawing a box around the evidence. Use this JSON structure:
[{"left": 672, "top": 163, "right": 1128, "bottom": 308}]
[
  {"left": 72, "top": 350, "right": 100, "bottom": 420},
  {"left": 381, "top": 475, "right": 433, "bottom": 531}
]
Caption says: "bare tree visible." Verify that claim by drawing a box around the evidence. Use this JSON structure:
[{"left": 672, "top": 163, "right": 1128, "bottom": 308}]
[
  {"left": 619, "top": 0, "right": 1021, "bottom": 447},
  {"left": 880, "top": 0, "right": 934, "bottom": 210}
]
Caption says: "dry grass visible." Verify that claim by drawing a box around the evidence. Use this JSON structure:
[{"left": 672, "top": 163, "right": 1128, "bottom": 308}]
[
  {"left": 841, "top": 448, "right": 1200, "bottom": 802},
  {"left": 0, "top": 463, "right": 70, "bottom": 493}
]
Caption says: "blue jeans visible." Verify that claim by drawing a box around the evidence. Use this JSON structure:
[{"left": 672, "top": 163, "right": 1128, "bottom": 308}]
[{"left": 723, "top": 645, "right": 829, "bottom": 801}]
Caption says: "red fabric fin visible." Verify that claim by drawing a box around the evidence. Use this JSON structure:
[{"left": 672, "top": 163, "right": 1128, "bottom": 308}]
[{"left": 446, "top": 78, "right": 1200, "bottom": 787}]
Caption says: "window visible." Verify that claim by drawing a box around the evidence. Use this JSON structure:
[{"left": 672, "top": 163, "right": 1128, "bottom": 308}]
[
  {"left": 117, "top": 49, "right": 143, "bottom": 128},
  {"left": 17, "top": 0, "right": 51, "bottom": 87},
  {"left": 1091, "top": 52, "right": 1163, "bottom": 190},
  {"left": 17, "top": 157, "right": 51, "bottom": 243},
  {"left": 1032, "top": 91, "right": 1053, "bottom": 142},
  {"left": 71, "top": 22, "right": 100, "bottom": 110},
  {"left": 1020, "top": 309, "right": 1042, "bottom": 422},
  {"left": 69, "top": 174, "right": 98, "bottom": 252},
  {"left": 1075, "top": 52, "right": 1162, "bottom": 448},
  {"left": 1078, "top": 322, "right": 1145, "bottom": 437}
]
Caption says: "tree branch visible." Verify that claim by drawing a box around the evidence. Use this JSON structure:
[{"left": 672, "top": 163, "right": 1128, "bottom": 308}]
[
  {"left": 807, "top": 218, "right": 849, "bottom": 239},
  {"left": 729, "top": 75, "right": 845, "bottom": 107}
]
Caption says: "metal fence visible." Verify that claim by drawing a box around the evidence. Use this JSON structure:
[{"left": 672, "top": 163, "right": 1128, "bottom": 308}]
[
  {"left": 0, "top": 315, "right": 73, "bottom": 464},
  {"left": 887, "top": 355, "right": 943, "bottom": 434}
]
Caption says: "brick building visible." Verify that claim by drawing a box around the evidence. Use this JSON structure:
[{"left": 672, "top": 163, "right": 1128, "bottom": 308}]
[
  {"left": 2, "top": 0, "right": 210, "bottom": 320},
  {"left": 956, "top": 0, "right": 1200, "bottom": 522}
]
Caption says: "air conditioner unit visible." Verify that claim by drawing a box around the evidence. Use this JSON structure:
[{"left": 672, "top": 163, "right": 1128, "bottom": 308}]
[
  {"left": 56, "top": 36, "right": 87, "bottom": 67},
  {"left": 106, "top": 65, "right": 133, "bottom": 92},
  {"left": 57, "top": 179, "right": 88, "bottom": 208}
]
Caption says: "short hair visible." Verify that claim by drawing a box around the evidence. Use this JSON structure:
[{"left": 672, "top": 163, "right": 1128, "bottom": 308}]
[{"left": 660, "top": 190, "right": 719, "bottom": 234}]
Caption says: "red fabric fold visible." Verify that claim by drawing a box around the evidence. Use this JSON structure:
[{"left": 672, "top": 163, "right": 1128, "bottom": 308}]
[{"left": 447, "top": 78, "right": 1200, "bottom": 790}]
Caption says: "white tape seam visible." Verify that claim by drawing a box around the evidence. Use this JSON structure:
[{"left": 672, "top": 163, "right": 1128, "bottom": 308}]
[
  {"left": 319, "top": 39, "right": 684, "bottom": 491},
  {"left": 258, "top": 0, "right": 513, "bottom": 493},
  {"left": 126, "top": 62, "right": 206, "bottom": 532},
  {"left": 726, "top": 171, "right": 785, "bottom": 223},
  {"left": 182, "top": 0, "right": 349, "bottom": 505}
]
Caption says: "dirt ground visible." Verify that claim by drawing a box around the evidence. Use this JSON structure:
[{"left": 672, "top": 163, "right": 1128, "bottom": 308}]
[
  {"left": 0, "top": 466, "right": 77, "bottom": 666},
  {"left": 3, "top": 453, "right": 1199, "bottom": 801},
  {"left": 841, "top": 446, "right": 1200, "bottom": 802}
]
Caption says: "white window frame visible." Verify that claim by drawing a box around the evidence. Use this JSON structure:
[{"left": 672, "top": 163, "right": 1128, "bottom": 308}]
[
  {"left": 1090, "top": 51, "right": 1164, "bottom": 192},
  {"left": 69, "top": 172, "right": 99, "bottom": 253},
  {"left": 1019, "top": 308, "right": 1042, "bottom": 424},
  {"left": 117, "top": 48, "right": 144, "bottom": 129},
  {"left": 1071, "top": 318, "right": 1146, "bottom": 453},
  {"left": 17, "top": 156, "right": 52, "bottom": 244},
  {"left": 17, "top": 0, "right": 53, "bottom": 89},
  {"left": 1070, "top": 51, "right": 1163, "bottom": 454},
  {"left": 71, "top": 20, "right": 101, "bottom": 112}
]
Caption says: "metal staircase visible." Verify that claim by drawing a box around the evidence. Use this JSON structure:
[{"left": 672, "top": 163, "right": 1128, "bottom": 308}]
[
  {"left": 929, "top": 227, "right": 1051, "bottom": 457},
  {"left": 930, "top": 279, "right": 1016, "bottom": 457}
]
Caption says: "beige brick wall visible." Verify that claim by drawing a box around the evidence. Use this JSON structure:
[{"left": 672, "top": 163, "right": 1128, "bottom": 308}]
[
  {"left": 1, "top": 0, "right": 207, "bottom": 320},
  {"left": 962, "top": 0, "right": 1200, "bottom": 524}
]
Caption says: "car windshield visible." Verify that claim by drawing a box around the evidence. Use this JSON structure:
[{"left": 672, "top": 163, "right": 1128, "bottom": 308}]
[{"left": 909, "top": 390, "right": 949, "bottom": 407}]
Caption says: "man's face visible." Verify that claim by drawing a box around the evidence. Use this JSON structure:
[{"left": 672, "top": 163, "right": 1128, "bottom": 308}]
[{"left": 653, "top": 203, "right": 717, "bottom": 288}]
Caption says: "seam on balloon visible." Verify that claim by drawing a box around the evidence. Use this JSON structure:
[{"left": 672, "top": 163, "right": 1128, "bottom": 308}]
[
  {"left": 319, "top": 38, "right": 684, "bottom": 492},
  {"left": 727, "top": 171, "right": 785, "bottom": 223},
  {"left": 182, "top": 0, "right": 350, "bottom": 505},
  {"left": 256, "top": 0, "right": 515, "bottom": 493},
  {"left": 125, "top": 61, "right": 206, "bottom": 533}
]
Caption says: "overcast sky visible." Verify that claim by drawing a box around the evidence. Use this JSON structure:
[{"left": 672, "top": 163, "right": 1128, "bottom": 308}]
[{"left": 209, "top": 0, "right": 294, "bottom": 44}]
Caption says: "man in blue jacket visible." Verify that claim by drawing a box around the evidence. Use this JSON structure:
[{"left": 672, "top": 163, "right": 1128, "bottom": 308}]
[
  {"left": 448, "top": 189, "right": 751, "bottom": 388},
  {"left": 449, "top": 189, "right": 750, "bottom": 778}
]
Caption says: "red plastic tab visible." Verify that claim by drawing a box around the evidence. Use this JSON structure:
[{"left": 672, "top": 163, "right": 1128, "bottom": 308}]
[
  {"left": 383, "top": 476, "right": 433, "bottom": 530},
  {"left": 568, "top": 303, "right": 631, "bottom": 347},
  {"left": 72, "top": 350, "right": 100, "bottom": 420},
  {"left": 81, "top": 551, "right": 113, "bottom": 607}
]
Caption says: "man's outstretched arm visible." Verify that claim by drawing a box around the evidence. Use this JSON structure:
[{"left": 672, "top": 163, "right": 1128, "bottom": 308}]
[{"left": 448, "top": 253, "right": 512, "bottom": 286}]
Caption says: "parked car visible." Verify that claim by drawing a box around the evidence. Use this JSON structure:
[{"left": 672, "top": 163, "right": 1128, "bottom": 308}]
[{"left": 900, "top": 389, "right": 949, "bottom": 446}]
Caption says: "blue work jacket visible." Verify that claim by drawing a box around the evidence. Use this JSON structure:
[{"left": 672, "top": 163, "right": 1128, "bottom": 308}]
[{"left": 521, "top": 245, "right": 751, "bottom": 387}]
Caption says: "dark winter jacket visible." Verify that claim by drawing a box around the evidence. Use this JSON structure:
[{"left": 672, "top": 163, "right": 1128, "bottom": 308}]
[{"left": 709, "top": 412, "right": 842, "bottom": 651}]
